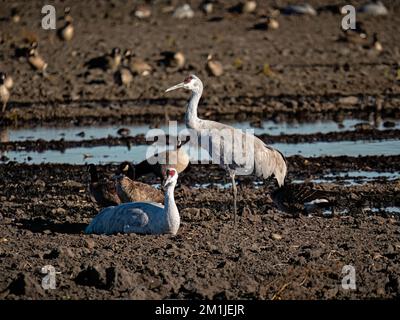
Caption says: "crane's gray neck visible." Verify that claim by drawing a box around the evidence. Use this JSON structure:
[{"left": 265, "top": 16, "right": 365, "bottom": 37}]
[
  {"left": 185, "top": 88, "right": 202, "bottom": 129},
  {"left": 164, "top": 182, "right": 180, "bottom": 234}
]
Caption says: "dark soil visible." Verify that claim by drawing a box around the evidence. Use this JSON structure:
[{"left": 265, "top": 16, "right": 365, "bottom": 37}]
[{"left": 1, "top": 161, "right": 399, "bottom": 300}]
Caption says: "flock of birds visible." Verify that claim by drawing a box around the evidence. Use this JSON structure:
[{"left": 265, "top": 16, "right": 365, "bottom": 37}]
[
  {"left": 86, "top": 75, "right": 334, "bottom": 235},
  {"left": 0, "top": 1, "right": 388, "bottom": 114},
  {"left": 1, "top": 1, "right": 389, "bottom": 235}
]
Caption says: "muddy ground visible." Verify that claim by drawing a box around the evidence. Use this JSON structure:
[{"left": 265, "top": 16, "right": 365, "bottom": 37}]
[
  {"left": 0, "top": 0, "right": 400, "bottom": 300},
  {"left": 0, "top": 161, "right": 400, "bottom": 300}
]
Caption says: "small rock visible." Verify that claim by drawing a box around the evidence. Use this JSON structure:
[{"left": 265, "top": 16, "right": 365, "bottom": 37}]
[
  {"left": 173, "top": 4, "right": 194, "bottom": 19},
  {"left": 358, "top": 1, "right": 388, "bottom": 16},
  {"left": 242, "top": 1, "right": 257, "bottom": 14},
  {"left": 338, "top": 96, "right": 359, "bottom": 105},
  {"left": 354, "top": 122, "right": 372, "bottom": 131},
  {"left": 51, "top": 207, "right": 67, "bottom": 215},
  {"left": 271, "top": 233, "right": 282, "bottom": 240},
  {"left": 84, "top": 238, "right": 95, "bottom": 249},
  {"left": 282, "top": 4, "right": 317, "bottom": 16},
  {"left": 60, "top": 246, "right": 75, "bottom": 258},
  {"left": 134, "top": 5, "right": 151, "bottom": 19}
]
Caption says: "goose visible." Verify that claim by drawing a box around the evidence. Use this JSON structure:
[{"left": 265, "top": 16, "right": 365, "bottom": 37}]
[
  {"left": 133, "top": 137, "right": 190, "bottom": 180},
  {"left": 87, "top": 164, "right": 121, "bottom": 208},
  {"left": 206, "top": 54, "right": 223, "bottom": 77},
  {"left": 58, "top": 8, "right": 74, "bottom": 41},
  {"left": 85, "top": 168, "right": 180, "bottom": 235},
  {"left": 158, "top": 51, "right": 185, "bottom": 70},
  {"left": 114, "top": 65, "right": 134, "bottom": 88},
  {"left": 123, "top": 50, "right": 151, "bottom": 77},
  {"left": 0, "top": 73, "right": 10, "bottom": 113},
  {"left": 115, "top": 162, "right": 164, "bottom": 203},
  {"left": 27, "top": 44, "right": 48, "bottom": 75},
  {"left": 271, "top": 183, "right": 335, "bottom": 216},
  {"left": 84, "top": 47, "right": 122, "bottom": 72}
]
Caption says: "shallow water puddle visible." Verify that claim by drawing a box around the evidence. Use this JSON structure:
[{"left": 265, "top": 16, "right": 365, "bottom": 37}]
[
  {"left": 367, "top": 207, "right": 400, "bottom": 214},
  {"left": 292, "top": 171, "right": 400, "bottom": 186},
  {"left": 3, "top": 119, "right": 399, "bottom": 142},
  {"left": 2, "top": 139, "right": 400, "bottom": 164},
  {"left": 273, "top": 139, "right": 400, "bottom": 157}
]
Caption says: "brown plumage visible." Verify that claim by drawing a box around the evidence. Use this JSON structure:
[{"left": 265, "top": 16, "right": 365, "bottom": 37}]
[
  {"left": 159, "top": 51, "right": 185, "bottom": 70},
  {"left": 4, "top": 74, "right": 13, "bottom": 90},
  {"left": 115, "top": 66, "right": 133, "bottom": 88},
  {"left": 115, "top": 163, "right": 164, "bottom": 203},
  {"left": 124, "top": 50, "right": 152, "bottom": 76},
  {"left": 206, "top": 54, "right": 223, "bottom": 77},
  {"left": 271, "top": 183, "right": 335, "bottom": 216},
  {"left": 133, "top": 138, "right": 190, "bottom": 180},
  {"left": 58, "top": 7, "right": 74, "bottom": 41},
  {"left": 88, "top": 164, "right": 121, "bottom": 208},
  {"left": 0, "top": 73, "right": 10, "bottom": 113},
  {"left": 58, "top": 20, "right": 74, "bottom": 41},
  {"left": 27, "top": 45, "right": 48, "bottom": 74},
  {"left": 85, "top": 47, "right": 122, "bottom": 72}
]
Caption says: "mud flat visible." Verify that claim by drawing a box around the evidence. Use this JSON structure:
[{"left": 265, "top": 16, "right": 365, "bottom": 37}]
[{"left": 0, "top": 0, "right": 400, "bottom": 300}]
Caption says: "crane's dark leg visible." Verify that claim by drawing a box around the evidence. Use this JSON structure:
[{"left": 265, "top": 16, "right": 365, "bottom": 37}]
[
  {"left": 2, "top": 102, "right": 6, "bottom": 113},
  {"left": 230, "top": 172, "right": 237, "bottom": 226}
]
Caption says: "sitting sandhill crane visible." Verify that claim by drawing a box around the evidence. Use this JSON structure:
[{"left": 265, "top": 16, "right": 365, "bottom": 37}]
[
  {"left": 87, "top": 164, "right": 120, "bottom": 208},
  {"left": 165, "top": 75, "right": 287, "bottom": 224},
  {"left": 115, "top": 162, "right": 164, "bottom": 204},
  {"left": 133, "top": 138, "right": 190, "bottom": 180},
  {"left": 85, "top": 168, "right": 180, "bottom": 235}
]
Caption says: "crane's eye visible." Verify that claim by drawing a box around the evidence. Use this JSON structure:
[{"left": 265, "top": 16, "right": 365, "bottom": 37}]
[{"left": 184, "top": 76, "right": 192, "bottom": 83}]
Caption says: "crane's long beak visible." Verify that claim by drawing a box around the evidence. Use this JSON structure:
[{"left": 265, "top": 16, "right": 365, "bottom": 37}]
[{"left": 165, "top": 82, "right": 184, "bottom": 93}]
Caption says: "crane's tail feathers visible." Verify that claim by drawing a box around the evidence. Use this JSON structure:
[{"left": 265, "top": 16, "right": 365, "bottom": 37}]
[
  {"left": 255, "top": 146, "right": 287, "bottom": 186},
  {"left": 273, "top": 149, "right": 287, "bottom": 187}
]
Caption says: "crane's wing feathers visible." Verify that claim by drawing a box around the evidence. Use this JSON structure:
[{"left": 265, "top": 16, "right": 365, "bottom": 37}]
[
  {"left": 198, "top": 120, "right": 287, "bottom": 185},
  {"left": 85, "top": 202, "right": 164, "bottom": 235}
]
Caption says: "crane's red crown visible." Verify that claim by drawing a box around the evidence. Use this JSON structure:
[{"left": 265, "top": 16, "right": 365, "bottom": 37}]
[{"left": 184, "top": 75, "right": 193, "bottom": 83}]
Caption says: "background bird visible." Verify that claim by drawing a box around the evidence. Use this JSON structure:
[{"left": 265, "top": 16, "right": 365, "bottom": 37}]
[
  {"left": 84, "top": 47, "right": 122, "bottom": 72},
  {"left": 58, "top": 7, "right": 74, "bottom": 41},
  {"left": 133, "top": 137, "right": 190, "bottom": 180},
  {"left": 0, "top": 73, "right": 10, "bottom": 113},
  {"left": 165, "top": 75, "right": 287, "bottom": 224},
  {"left": 87, "top": 164, "right": 121, "bottom": 208},
  {"left": 27, "top": 43, "right": 48, "bottom": 75},
  {"left": 271, "top": 183, "right": 336, "bottom": 216},
  {"left": 115, "top": 162, "right": 164, "bottom": 203}
]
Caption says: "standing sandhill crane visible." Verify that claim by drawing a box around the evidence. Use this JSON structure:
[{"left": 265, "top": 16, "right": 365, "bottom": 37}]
[
  {"left": 165, "top": 75, "right": 287, "bottom": 223},
  {"left": 131, "top": 137, "right": 190, "bottom": 180},
  {"left": 85, "top": 168, "right": 180, "bottom": 235}
]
